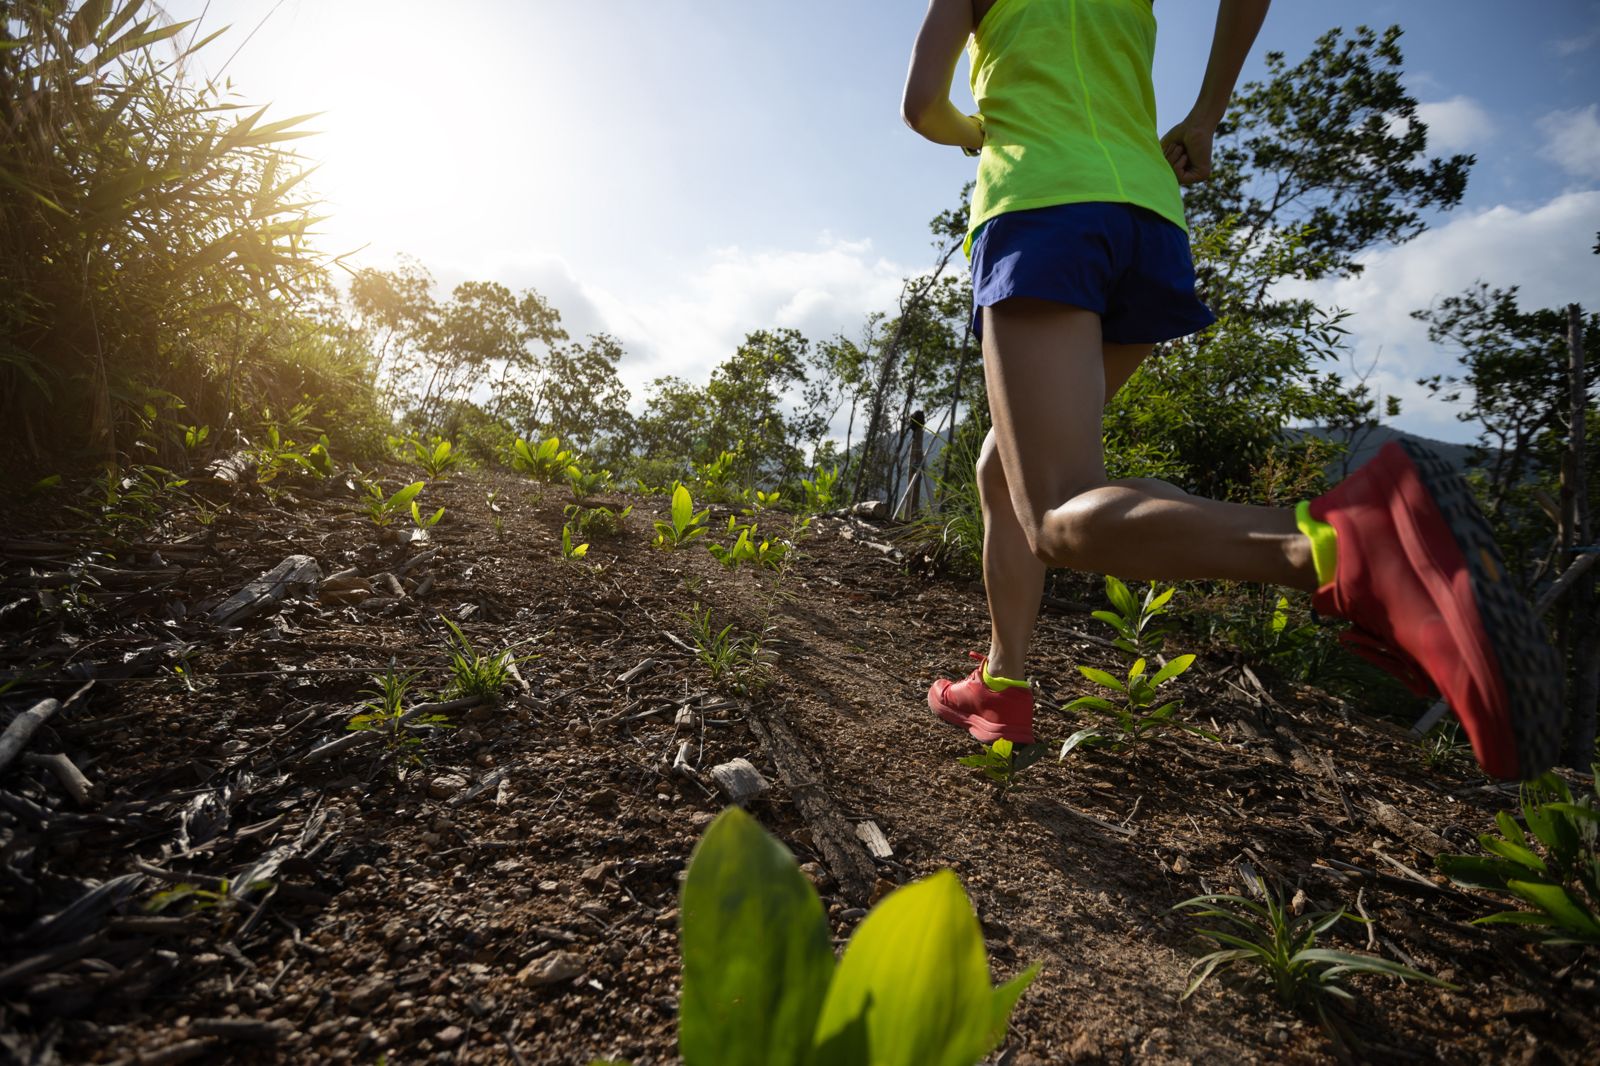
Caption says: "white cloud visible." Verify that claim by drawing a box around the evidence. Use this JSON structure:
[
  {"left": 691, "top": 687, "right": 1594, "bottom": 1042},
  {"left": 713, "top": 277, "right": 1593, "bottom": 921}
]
[
  {"left": 1276, "top": 190, "right": 1600, "bottom": 442},
  {"left": 581, "top": 236, "right": 912, "bottom": 403},
  {"left": 1537, "top": 104, "right": 1600, "bottom": 176},
  {"left": 1412, "top": 96, "right": 1496, "bottom": 155}
]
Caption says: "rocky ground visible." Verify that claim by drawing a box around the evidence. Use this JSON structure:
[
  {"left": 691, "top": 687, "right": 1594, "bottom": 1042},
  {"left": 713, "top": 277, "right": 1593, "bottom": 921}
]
[{"left": 0, "top": 463, "right": 1596, "bottom": 1065}]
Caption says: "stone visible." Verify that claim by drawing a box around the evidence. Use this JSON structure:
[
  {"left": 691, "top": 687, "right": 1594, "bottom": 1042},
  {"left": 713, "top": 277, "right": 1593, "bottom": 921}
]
[
  {"left": 579, "top": 861, "right": 610, "bottom": 889},
  {"left": 428, "top": 774, "right": 468, "bottom": 800},
  {"left": 435, "top": 1026, "right": 463, "bottom": 1048},
  {"left": 517, "top": 951, "right": 585, "bottom": 987},
  {"left": 708, "top": 759, "right": 768, "bottom": 804}
]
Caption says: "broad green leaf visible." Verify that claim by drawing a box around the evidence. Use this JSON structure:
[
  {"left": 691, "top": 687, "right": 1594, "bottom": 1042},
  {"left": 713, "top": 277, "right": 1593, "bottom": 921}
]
[
  {"left": 1064, "top": 695, "right": 1119, "bottom": 715},
  {"left": 1479, "top": 835, "right": 1547, "bottom": 876},
  {"left": 1090, "top": 610, "right": 1132, "bottom": 636},
  {"left": 1128, "top": 658, "right": 1147, "bottom": 681},
  {"left": 679, "top": 808, "right": 834, "bottom": 1066},
  {"left": 1148, "top": 586, "right": 1176, "bottom": 613},
  {"left": 389, "top": 481, "right": 425, "bottom": 511},
  {"left": 1077, "top": 666, "right": 1124, "bottom": 692},
  {"left": 671, "top": 483, "right": 693, "bottom": 532},
  {"left": 812, "top": 870, "right": 1034, "bottom": 1066},
  {"left": 1058, "top": 728, "right": 1106, "bottom": 758},
  {"left": 1104, "top": 576, "right": 1137, "bottom": 619},
  {"left": 1150, "top": 654, "right": 1196, "bottom": 687},
  {"left": 1495, "top": 810, "right": 1527, "bottom": 848},
  {"left": 1435, "top": 854, "right": 1515, "bottom": 890},
  {"left": 1506, "top": 880, "right": 1600, "bottom": 939}
]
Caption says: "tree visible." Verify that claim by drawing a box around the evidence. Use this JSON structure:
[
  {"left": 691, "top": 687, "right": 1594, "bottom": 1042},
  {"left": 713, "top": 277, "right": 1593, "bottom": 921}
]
[
  {"left": 535, "top": 333, "right": 635, "bottom": 467},
  {"left": 1187, "top": 24, "right": 1472, "bottom": 290}
]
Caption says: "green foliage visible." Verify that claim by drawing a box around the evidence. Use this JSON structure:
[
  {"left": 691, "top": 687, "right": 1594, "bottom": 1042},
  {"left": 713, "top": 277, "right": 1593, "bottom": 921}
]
[
  {"left": 439, "top": 617, "right": 518, "bottom": 702},
  {"left": 1186, "top": 25, "right": 1471, "bottom": 280},
  {"left": 708, "top": 518, "right": 794, "bottom": 572},
  {"left": 66, "top": 463, "right": 190, "bottom": 540},
  {"left": 1437, "top": 769, "right": 1600, "bottom": 945},
  {"left": 407, "top": 436, "right": 459, "bottom": 479},
  {"left": 361, "top": 480, "right": 425, "bottom": 528},
  {"left": 509, "top": 435, "right": 573, "bottom": 481},
  {"left": 0, "top": 2, "right": 361, "bottom": 460},
  {"left": 565, "top": 463, "right": 612, "bottom": 500},
  {"left": 679, "top": 807, "right": 1036, "bottom": 1066},
  {"left": 560, "top": 523, "right": 590, "bottom": 562},
  {"left": 564, "top": 503, "right": 632, "bottom": 541},
  {"left": 145, "top": 876, "right": 274, "bottom": 918},
  {"left": 683, "top": 604, "right": 768, "bottom": 695},
  {"left": 654, "top": 483, "right": 711, "bottom": 549},
  {"left": 255, "top": 405, "right": 333, "bottom": 485},
  {"left": 410, "top": 499, "right": 444, "bottom": 531},
  {"left": 1174, "top": 889, "right": 1456, "bottom": 1015},
  {"left": 800, "top": 466, "right": 841, "bottom": 513},
  {"left": 957, "top": 738, "right": 1045, "bottom": 800},
  {"left": 1059, "top": 654, "right": 1214, "bottom": 757},
  {"left": 1094, "top": 576, "right": 1174, "bottom": 659},
  {"left": 1418, "top": 721, "right": 1470, "bottom": 772},
  {"left": 347, "top": 663, "right": 452, "bottom": 765}
]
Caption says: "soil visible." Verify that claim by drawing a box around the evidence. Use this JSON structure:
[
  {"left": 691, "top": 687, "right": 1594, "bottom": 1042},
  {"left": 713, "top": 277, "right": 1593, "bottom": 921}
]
[{"left": 1, "top": 465, "right": 1596, "bottom": 1065}]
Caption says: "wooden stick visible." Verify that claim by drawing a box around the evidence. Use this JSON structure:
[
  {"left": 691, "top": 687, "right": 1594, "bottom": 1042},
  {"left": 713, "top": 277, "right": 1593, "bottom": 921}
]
[
  {"left": 0, "top": 698, "right": 61, "bottom": 777},
  {"left": 21, "top": 751, "right": 91, "bottom": 805}
]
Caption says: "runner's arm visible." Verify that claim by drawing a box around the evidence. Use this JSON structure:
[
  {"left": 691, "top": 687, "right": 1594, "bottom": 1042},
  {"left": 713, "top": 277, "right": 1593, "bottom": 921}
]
[
  {"left": 1161, "top": 0, "right": 1271, "bottom": 185},
  {"left": 901, "top": 0, "right": 984, "bottom": 150}
]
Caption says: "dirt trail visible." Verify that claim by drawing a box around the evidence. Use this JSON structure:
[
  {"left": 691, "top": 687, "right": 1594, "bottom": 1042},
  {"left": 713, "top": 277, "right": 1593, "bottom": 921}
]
[{"left": 0, "top": 467, "right": 1595, "bottom": 1064}]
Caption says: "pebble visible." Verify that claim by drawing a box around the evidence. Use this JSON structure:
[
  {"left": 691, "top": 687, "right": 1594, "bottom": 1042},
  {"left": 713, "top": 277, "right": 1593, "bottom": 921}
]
[
  {"left": 435, "top": 1026, "right": 464, "bottom": 1048},
  {"left": 428, "top": 774, "right": 468, "bottom": 800},
  {"left": 579, "top": 861, "right": 610, "bottom": 889},
  {"left": 517, "top": 951, "right": 586, "bottom": 987}
]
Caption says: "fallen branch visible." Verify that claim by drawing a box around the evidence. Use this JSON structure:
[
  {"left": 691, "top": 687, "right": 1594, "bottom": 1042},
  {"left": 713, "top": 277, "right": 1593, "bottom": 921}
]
[{"left": 0, "top": 698, "right": 61, "bottom": 777}]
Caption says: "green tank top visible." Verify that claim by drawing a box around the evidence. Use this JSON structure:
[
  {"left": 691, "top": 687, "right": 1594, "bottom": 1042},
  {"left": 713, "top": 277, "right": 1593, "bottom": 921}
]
[{"left": 965, "top": 0, "right": 1186, "bottom": 257}]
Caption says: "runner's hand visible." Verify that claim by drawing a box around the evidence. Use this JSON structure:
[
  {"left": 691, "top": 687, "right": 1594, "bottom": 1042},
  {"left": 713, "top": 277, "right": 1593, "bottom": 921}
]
[{"left": 1159, "top": 119, "right": 1214, "bottom": 185}]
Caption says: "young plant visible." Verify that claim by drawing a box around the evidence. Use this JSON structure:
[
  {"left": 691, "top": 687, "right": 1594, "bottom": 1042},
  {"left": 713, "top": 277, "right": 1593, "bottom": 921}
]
[
  {"left": 1093, "top": 575, "right": 1174, "bottom": 659},
  {"left": 509, "top": 435, "right": 573, "bottom": 481},
  {"left": 183, "top": 423, "right": 210, "bottom": 451},
  {"left": 741, "top": 489, "right": 783, "bottom": 516},
  {"left": 560, "top": 522, "right": 590, "bottom": 562},
  {"left": 1419, "top": 721, "right": 1470, "bottom": 771},
  {"left": 410, "top": 436, "right": 459, "bottom": 479},
  {"left": 679, "top": 807, "right": 1037, "bottom": 1066},
  {"left": 439, "top": 616, "right": 519, "bottom": 702},
  {"left": 146, "top": 876, "right": 274, "bottom": 924},
  {"left": 654, "top": 483, "right": 710, "bottom": 549},
  {"left": 684, "top": 603, "right": 767, "bottom": 694},
  {"left": 565, "top": 464, "right": 611, "bottom": 499},
  {"left": 347, "top": 663, "right": 452, "bottom": 765},
  {"left": 1058, "top": 654, "right": 1214, "bottom": 757},
  {"left": 564, "top": 503, "right": 632, "bottom": 540},
  {"left": 1436, "top": 768, "right": 1600, "bottom": 945},
  {"left": 957, "top": 738, "right": 1045, "bottom": 800},
  {"left": 801, "top": 466, "right": 841, "bottom": 513},
  {"left": 1173, "top": 889, "right": 1455, "bottom": 1019},
  {"left": 486, "top": 489, "right": 505, "bottom": 539},
  {"left": 362, "top": 480, "right": 426, "bottom": 528},
  {"left": 411, "top": 499, "right": 445, "bottom": 530}
]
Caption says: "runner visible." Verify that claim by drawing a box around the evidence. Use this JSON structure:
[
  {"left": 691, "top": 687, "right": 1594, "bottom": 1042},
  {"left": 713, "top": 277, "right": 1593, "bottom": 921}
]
[{"left": 902, "top": 0, "right": 1565, "bottom": 780}]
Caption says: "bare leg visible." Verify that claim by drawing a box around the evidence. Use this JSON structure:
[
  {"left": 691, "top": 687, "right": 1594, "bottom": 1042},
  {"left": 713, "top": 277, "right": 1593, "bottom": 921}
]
[
  {"left": 983, "top": 298, "right": 1318, "bottom": 593},
  {"left": 981, "top": 341, "right": 1161, "bottom": 680}
]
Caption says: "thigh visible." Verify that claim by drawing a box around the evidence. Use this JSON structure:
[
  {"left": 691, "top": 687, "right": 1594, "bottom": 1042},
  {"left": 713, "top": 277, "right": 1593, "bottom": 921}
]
[
  {"left": 981, "top": 298, "right": 1109, "bottom": 537},
  {"left": 1103, "top": 342, "right": 1155, "bottom": 400}
]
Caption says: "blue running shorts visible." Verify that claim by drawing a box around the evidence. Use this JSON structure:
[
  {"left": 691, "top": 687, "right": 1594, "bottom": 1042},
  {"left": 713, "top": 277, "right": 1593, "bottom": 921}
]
[{"left": 969, "top": 201, "right": 1215, "bottom": 344}]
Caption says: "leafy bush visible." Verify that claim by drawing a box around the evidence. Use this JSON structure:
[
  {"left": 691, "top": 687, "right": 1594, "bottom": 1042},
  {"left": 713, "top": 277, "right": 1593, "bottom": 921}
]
[
  {"left": 1058, "top": 654, "right": 1214, "bottom": 757},
  {"left": 679, "top": 807, "right": 1037, "bottom": 1066},
  {"left": 1094, "top": 576, "right": 1174, "bottom": 659},
  {"left": 654, "top": 483, "right": 710, "bottom": 549},
  {"left": 509, "top": 435, "right": 572, "bottom": 481}
]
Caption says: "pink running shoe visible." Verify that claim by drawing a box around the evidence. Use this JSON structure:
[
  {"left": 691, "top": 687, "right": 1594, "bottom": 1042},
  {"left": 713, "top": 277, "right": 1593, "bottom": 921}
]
[
  {"left": 928, "top": 652, "right": 1035, "bottom": 744},
  {"left": 1309, "top": 440, "right": 1565, "bottom": 780}
]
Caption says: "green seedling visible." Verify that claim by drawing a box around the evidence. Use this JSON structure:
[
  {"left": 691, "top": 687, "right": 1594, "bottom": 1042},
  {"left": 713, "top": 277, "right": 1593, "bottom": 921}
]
[
  {"left": 411, "top": 499, "right": 445, "bottom": 530},
  {"left": 561, "top": 523, "right": 590, "bottom": 561},
  {"left": 957, "top": 738, "right": 1046, "bottom": 799},
  {"left": 680, "top": 807, "right": 1037, "bottom": 1066},
  {"left": 509, "top": 435, "right": 573, "bottom": 481},
  {"left": 486, "top": 489, "right": 505, "bottom": 539},
  {"left": 684, "top": 603, "right": 768, "bottom": 694},
  {"left": 439, "top": 616, "right": 521, "bottom": 702},
  {"left": 741, "top": 489, "right": 783, "bottom": 516},
  {"left": 183, "top": 423, "right": 210, "bottom": 450},
  {"left": 348, "top": 662, "right": 453, "bottom": 765},
  {"left": 255, "top": 423, "right": 331, "bottom": 484},
  {"left": 801, "top": 466, "right": 841, "bottom": 513},
  {"left": 710, "top": 518, "right": 792, "bottom": 571},
  {"left": 564, "top": 503, "right": 632, "bottom": 540},
  {"left": 1174, "top": 889, "right": 1456, "bottom": 1025},
  {"left": 566, "top": 464, "right": 612, "bottom": 499},
  {"left": 1419, "top": 720, "right": 1470, "bottom": 771},
  {"left": 362, "top": 480, "right": 425, "bottom": 528},
  {"left": 1058, "top": 653, "right": 1214, "bottom": 757},
  {"left": 1093, "top": 575, "right": 1174, "bottom": 659},
  {"left": 1437, "top": 767, "right": 1600, "bottom": 945},
  {"left": 654, "top": 483, "right": 710, "bottom": 549},
  {"left": 410, "top": 436, "right": 458, "bottom": 479}
]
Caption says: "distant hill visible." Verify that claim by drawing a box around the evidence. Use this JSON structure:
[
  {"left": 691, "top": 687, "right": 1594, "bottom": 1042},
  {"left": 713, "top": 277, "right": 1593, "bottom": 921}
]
[{"left": 1290, "top": 424, "right": 1481, "bottom": 480}]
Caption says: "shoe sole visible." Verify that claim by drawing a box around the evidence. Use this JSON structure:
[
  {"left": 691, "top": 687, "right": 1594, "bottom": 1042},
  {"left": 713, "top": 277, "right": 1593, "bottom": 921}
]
[{"left": 1395, "top": 439, "right": 1565, "bottom": 778}]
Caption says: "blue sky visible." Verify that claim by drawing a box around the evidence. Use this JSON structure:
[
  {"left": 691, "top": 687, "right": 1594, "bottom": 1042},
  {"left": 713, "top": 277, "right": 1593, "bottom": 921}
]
[{"left": 170, "top": 0, "right": 1600, "bottom": 443}]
